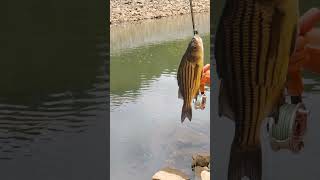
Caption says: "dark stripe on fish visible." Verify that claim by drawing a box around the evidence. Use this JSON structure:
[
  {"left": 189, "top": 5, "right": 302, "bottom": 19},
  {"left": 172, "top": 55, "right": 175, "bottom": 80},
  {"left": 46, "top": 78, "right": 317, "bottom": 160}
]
[
  {"left": 188, "top": 63, "right": 193, "bottom": 100},
  {"left": 182, "top": 63, "right": 186, "bottom": 99},
  {"left": 229, "top": 0, "right": 237, "bottom": 132},
  {"left": 239, "top": 0, "right": 246, "bottom": 146},
  {"left": 256, "top": 10, "right": 262, "bottom": 84},
  {"left": 185, "top": 63, "right": 190, "bottom": 104},
  {"left": 245, "top": 0, "right": 255, "bottom": 146}
]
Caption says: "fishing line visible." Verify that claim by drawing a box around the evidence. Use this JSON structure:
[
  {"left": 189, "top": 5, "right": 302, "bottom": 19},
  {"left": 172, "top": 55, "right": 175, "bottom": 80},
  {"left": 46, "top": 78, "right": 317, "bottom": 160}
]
[{"left": 189, "top": 0, "right": 198, "bottom": 35}]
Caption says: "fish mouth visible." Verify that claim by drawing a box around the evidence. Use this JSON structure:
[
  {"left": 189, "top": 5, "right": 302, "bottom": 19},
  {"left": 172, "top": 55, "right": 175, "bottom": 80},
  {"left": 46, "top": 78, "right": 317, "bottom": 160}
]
[
  {"left": 192, "top": 35, "right": 202, "bottom": 44},
  {"left": 191, "top": 35, "right": 203, "bottom": 51}
]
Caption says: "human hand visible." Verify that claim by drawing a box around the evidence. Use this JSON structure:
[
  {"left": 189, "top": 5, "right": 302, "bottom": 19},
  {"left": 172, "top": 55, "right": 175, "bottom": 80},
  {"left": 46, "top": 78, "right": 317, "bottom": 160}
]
[
  {"left": 200, "top": 64, "right": 210, "bottom": 94},
  {"left": 290, "top": 8, "right": 320, "bottom": 70},
  {"left": 287, "top": 8, "right": 320, "bottom": 96}
]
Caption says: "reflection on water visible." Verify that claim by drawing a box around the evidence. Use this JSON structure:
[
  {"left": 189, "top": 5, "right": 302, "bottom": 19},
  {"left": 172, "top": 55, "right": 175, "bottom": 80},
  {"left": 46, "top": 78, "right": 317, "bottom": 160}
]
[
  {"left": 111, "top": 14, "right": 210, "bottom": 180},
  {"left": 111, "top": 13, "right": 210, "bottom": 54}
]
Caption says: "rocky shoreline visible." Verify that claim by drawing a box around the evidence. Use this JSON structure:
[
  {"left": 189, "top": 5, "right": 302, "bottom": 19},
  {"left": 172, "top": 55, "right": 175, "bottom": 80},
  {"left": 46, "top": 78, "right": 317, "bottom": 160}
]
[
  {"left": 110, "top": 0, "right": 210, "bottom": 26},
  {"left": 152, "top": 153, "right": 210, "bottom": 180}
]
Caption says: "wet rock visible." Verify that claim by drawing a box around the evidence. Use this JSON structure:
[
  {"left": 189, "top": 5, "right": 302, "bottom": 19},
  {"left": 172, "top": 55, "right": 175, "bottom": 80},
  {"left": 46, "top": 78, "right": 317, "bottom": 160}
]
[
  {"left": 191, "top": 152, "right": 210, "bottom": 170},
  {"left": 152, "top": 167, "right": 190, "bottom": 180}
]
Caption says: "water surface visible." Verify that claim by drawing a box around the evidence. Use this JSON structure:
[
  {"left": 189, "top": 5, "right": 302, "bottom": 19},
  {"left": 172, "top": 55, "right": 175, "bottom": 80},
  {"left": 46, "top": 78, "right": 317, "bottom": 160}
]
[
  {"left": 110, "top": 13, "right": 210, "bottom": 180},
  {"left": 0, "top": 1, "right": 107, "bottom": 179}
]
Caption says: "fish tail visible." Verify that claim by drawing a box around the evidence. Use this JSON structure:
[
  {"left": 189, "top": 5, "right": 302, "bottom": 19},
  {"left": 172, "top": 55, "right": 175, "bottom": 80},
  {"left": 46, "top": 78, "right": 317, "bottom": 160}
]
[
  {"left": 228, "top": 140, "right": 262, "bottom": 180},
  {"left": 181, "top": 102, "right": 192, "bottom": 122}
]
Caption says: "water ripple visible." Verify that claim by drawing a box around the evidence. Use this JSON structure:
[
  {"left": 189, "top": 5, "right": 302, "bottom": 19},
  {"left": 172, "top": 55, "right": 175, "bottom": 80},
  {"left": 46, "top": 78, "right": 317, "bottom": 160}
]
[{"left": 0, "top": 70, "right": 107, "bottom": 160}]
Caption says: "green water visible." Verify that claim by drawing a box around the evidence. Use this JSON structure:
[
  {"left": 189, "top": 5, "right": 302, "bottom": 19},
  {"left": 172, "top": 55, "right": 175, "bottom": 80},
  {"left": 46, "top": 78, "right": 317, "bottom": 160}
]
[
  {"left": 111, "top": 36, "right": 210, "bottom": 104},
  {"left": 110, "top": 13, "right": 210, "bottom": 180}
]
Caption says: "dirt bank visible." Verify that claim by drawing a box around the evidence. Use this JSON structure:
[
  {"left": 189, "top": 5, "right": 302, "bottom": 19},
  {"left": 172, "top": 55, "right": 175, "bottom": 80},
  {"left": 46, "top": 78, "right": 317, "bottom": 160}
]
[{"left": 110, "top": 0, "right": 209, "bottom": 25}]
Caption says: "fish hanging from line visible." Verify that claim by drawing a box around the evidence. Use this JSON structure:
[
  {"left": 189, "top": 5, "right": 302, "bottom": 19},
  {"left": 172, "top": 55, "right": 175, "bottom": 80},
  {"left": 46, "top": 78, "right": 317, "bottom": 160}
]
[
  {"left": 214, "top": 0, "right": 299, "bottom": 179},
  {"left": 177, "top": 34, "right": 204, "bottom": 122}
]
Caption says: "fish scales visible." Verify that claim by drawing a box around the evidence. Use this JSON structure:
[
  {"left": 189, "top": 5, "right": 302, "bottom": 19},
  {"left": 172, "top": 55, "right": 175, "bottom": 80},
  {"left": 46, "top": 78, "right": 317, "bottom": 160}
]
[{"left": 215, "top": 0, "right": 299, "bottom": 148}]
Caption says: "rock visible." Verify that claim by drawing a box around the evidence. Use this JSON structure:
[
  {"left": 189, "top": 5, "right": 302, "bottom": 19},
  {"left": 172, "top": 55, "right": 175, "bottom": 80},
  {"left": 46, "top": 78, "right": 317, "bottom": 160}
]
[
  {"left": 191, "top": 153, "right": 210, "bottom": 170},
  {"left": 146, "top": 12, "right": 153, "bottom": 18},
  {"left": 113, "top": 7, "right": 121, "bottom": 13},
  {"left": 152, "top": 167, "right": 190, "bottom": 180},
  {"left": 194, "top": 166, "right": 209, "bottom": 178},
  {"left": 110, "top": 0, "right": 210, "bottom": 25},
  {"left": 200, "top": 171, "right": 210, "bottom": 180}
]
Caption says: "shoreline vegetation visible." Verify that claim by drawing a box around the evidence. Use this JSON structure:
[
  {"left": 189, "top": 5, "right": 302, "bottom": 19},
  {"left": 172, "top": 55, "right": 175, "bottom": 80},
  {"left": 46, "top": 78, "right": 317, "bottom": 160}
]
[{"left": 110, "top": 0, "right": 209, "bottom": 26}]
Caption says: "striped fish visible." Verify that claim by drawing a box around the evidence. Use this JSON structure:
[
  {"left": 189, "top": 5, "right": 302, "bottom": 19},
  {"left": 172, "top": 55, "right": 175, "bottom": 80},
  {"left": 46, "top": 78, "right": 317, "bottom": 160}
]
[
  {"left": 214, "top": 0, "right": 299, "bottom": 179},
  {"left": 177, "top": 35, "right": 204, "bottom": 122}
]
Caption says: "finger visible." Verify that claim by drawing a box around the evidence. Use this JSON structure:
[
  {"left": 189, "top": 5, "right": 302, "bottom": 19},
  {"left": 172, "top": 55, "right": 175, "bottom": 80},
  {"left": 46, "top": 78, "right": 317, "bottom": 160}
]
[
  {"left": 201, "top": 77, "right": 210, "bottom": 85},
  {"left": 304, "top": 44, "right": 320, "bottom": 74},
  {"left": 286, "top": 70, "right": 304, "bottom": 96},
  {"left": 203, "top": 64, "right": 210, "bottom": 73},
  {"left": 305, "top": 28, "right": 320, "bottom": 47},
  {"left": 295, "top": 36, "right": 308, "bottom": 51},
  {"left": 299, "top": 8, "right": 320, "bottom": 35}
]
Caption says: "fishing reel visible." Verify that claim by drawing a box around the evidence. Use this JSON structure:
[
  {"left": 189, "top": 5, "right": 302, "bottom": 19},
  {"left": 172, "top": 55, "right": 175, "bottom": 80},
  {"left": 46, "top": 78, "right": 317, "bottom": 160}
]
[
  {"left": 194, "top": 93, "right": 207, "bottom": 110},
  {"left": 266, "top": 101, "right": 309, "bottom": 153}
]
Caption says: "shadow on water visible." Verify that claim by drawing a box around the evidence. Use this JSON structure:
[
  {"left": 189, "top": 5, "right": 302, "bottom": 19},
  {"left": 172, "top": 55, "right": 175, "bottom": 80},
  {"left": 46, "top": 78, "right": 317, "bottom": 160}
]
[{"left": 0, "top": 0, "right": 107, "bottom": 179}]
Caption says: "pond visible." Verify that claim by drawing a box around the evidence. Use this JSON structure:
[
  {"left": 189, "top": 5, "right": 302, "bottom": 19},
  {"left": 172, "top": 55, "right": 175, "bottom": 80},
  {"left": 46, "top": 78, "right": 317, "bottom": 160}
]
[{"left": 110, "top": 13, "right": 210, "bottom": 179}]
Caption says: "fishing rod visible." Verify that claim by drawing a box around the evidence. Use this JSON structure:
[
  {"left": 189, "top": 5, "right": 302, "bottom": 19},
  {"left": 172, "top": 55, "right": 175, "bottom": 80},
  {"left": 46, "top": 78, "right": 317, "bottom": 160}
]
[{"left": 189, "top": 0, "right": 198, "bottom": 35}]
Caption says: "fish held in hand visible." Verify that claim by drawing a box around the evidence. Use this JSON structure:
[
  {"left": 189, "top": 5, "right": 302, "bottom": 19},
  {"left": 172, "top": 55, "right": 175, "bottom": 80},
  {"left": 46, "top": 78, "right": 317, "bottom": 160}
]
[{"left": 177, "top": 35, "right": 204, "bottom": 122}]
